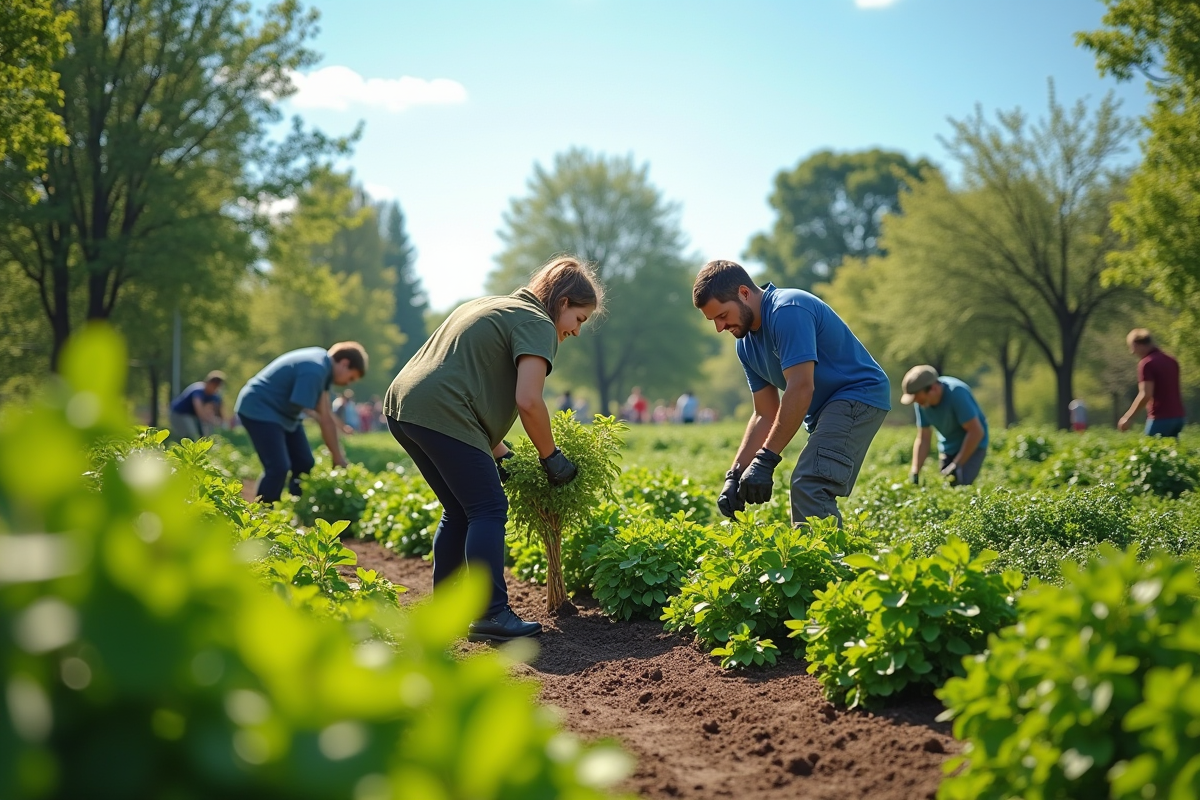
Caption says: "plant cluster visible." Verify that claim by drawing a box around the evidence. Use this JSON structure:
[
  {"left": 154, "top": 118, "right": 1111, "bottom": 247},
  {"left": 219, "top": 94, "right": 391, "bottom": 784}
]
[
  {"left": 615, "top": 467, "right": 715, "bottom": 524},
  {"left": 358, "top": 474, "right": 441, "bottom": 557},
  {"left": 294, "top": 463, "right": 376, "bottom": 535},
  {"left": 796, "top": 536, "right": 1021, "bottom": 709},
  {"left": 937, "top": 545, "right": 1200, "bottom": 800},
  {"left": 590, "top": 514, "right": 712, "bottom": 621}
]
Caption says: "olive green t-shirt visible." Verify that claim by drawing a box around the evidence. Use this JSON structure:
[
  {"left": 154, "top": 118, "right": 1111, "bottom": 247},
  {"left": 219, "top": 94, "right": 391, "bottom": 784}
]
[{"left": 384, "top": 288, "right": 558, "bottom": 454}]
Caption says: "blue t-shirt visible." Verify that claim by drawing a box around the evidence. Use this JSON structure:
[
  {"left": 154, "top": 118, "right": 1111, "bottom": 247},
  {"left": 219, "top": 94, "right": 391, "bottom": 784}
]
[
  {"left": 915, "top": 376, "right": 989, "bottom": 455},
  {"left": 170, "top": 382, "right": 221, "bottom": 417},
  {"left": 235, "top": 347, "right": 333, "bottom": 431},
  {"left": 737, "top": 284, "right": 891, "bottom": 430}
]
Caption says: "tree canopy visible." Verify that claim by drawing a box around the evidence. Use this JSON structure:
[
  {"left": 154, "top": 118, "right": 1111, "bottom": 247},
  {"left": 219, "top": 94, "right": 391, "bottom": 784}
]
[
  {"left": 0, "top": 0, "right": 70, "bottom": 183},
  {"left": 383, "top": 201, "right": 428, "bottom": 368}
]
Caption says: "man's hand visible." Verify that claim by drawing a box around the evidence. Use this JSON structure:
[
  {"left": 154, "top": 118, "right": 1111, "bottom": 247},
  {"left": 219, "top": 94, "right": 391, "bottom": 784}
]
[
  {"left": 540, "top": 448, "right": 578, "bottom": 487},
  {"left": 941, "top": 462, "right": 958, "bottom": 484},
  {"left": 910, "top": 471, "right": 920, "bottom": 485},
  {"left": 717, "top": 464, "right": 745, "bottom": 519},
  {"left": 738, "top": 448, "right": 782, "bottom": 505},
  {"left": 1118, "top": 416, "right": 1132, "bottom": 432}
]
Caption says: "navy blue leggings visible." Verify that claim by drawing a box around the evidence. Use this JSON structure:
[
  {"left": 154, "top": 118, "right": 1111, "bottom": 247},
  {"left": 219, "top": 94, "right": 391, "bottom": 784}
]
[
  {"left": 241, "top": 416, "right": 315, "bottom": 504},
  {"left": 387, "top": 418, "right": 509, "bottom": 615}
]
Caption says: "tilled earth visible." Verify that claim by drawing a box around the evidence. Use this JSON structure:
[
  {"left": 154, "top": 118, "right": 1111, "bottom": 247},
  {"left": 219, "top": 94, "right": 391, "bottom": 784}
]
[{"left": 348, "top": 539, "right": 956, "bottom": 800}]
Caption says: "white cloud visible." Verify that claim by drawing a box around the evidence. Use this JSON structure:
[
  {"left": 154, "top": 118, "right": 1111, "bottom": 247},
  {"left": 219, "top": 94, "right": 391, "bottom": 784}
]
[
  {"left": 363, "top": 182, "right": 396, "bottom": 202},
  {"left": 286, "top": 66, "right": 467, "bottom": 113},
  {"left": 855, "top": 0, "right": 898, "bottom": 7}
]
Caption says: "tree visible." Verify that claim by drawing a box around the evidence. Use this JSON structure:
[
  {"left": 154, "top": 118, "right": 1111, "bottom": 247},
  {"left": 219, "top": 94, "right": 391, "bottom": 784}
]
[
  {"left": 1078, "top": 1, "right": 1200, "bottom": 337},
  {"left": 382, "top": 201, "right": 427, "bottom": 367},
  {"left": 0, "top": 0, "right": 70, "bottom": 186},
  {"left": 0, "top": 0, "right": 349, "bottom": 370},
  {"left": 489, "top": 148, "right": 709, "bottom": 413},
  {"left": 746, "top": 149, "right": 932, "bottom": 291}
]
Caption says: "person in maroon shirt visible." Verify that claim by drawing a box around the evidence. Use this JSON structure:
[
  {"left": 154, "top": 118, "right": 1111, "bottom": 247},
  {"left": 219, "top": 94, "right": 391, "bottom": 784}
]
[{"left": 1119, "top": 328, "right": 1187, "bottom": 437}]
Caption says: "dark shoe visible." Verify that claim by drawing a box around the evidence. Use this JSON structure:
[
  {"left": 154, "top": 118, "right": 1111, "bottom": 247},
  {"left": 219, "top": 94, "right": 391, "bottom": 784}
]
[{"left": 467, "top": 606, "right": 542, "bottom": 642}]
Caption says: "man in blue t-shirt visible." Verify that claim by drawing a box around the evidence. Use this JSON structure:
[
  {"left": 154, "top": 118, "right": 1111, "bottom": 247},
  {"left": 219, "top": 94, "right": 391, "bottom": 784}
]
[
  {"left": 168, "top": 370, "right": 225, "bottom": 441},
  {"left": 235, "top": 342, "right": 368, "bottom": 504},
  {"left": 901, "top": 365, "right": 989, "bottom": 486},
  {"left": 693, "top": 260, "right": 891, "bottom": 526}
]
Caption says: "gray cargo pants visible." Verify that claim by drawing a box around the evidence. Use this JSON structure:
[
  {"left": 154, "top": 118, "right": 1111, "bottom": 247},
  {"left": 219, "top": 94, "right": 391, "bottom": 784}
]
[{"left": 791, "top": 399, "right": 889, "bottom": 527}]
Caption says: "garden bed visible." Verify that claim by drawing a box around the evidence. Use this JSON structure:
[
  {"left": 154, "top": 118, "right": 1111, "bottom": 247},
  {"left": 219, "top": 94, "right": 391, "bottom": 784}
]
[{"left": 348, "top": 539, "right": 955, "bottom": 800}]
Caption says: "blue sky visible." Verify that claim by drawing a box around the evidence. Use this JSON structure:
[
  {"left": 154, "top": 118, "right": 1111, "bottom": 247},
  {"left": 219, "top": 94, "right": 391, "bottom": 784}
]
[{"left": 275, "top": 0, "right": 1150, "bottom": 311}]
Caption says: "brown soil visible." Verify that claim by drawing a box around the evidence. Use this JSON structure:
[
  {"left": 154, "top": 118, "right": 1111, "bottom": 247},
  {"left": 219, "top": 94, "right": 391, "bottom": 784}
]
[{"left": 347, "top": 539, "right": 957, "bottom": 800}]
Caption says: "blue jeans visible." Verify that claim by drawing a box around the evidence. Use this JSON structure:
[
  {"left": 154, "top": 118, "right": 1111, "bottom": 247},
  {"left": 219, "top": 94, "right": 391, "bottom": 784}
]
[
  {"left": 1146, "top": 417, "right": 1185, "bottom": 438},
  {"left": 240, "top": 416, "right": 314, "bottom": 504},
  {"left": 387, "top": 418, "right": 509, "bottom": 615}
]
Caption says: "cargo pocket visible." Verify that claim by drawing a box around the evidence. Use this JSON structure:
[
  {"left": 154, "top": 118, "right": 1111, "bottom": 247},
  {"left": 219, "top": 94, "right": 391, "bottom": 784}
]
[{"left": 814, "top": 447, "right": 854, "bottom": 486}]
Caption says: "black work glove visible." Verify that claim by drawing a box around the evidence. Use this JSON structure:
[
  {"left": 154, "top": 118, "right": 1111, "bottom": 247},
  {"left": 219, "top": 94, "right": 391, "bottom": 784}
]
[
  {"left": 738, "top": 448, "right": 782, "bottom": 505},
  {"left": 496, "top": 449, "right": 514, "bottom": 483},
  {"left": 540, "top": 447, "right": 578, "bottom": 487},
  {"left": 717, "top": 464, "right": 746, "bottom": 519},
  {"left": 910, "top": 471, "right": 920, "bottom": 486}
]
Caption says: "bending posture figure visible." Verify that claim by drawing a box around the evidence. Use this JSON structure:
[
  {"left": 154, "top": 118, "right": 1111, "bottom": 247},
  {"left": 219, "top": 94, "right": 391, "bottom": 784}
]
[
  {"left": 168, "top": 370, "right": 226, "bottom": 441},
  {"left": 693, "top": 260, "right": 891, "bottom": 526},
  {"left": 383, "top": 256, "right": 602, "bottom": 642},
  {"left": 1119, "top": 328, "right": 1186, "bottom": 438},
  {"left": 902, "top": 365, "right": 988, "bottom": 487},
  {"left": 236, "top": 343, "right": 367, "bottom": 504}
]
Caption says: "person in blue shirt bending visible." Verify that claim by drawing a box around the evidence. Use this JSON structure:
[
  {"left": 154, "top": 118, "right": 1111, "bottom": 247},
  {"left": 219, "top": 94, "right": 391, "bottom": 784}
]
[
  {"left": 901, "top": 365, "right": 989, "bottom": 486},
  {"left": 235, "top": 342, "right": 367, "bottom": 504},
  {"left": 693, "top": 260, "right": 891, "bottom": 526},
  {"left": 168, "top": 370, "right": 226, "bottom": 441}
]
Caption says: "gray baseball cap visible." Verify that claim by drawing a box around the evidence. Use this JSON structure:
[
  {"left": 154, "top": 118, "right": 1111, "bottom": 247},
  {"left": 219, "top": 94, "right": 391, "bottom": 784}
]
[{"left": 900, "top": 365, "right": 939, "bottom": 404}]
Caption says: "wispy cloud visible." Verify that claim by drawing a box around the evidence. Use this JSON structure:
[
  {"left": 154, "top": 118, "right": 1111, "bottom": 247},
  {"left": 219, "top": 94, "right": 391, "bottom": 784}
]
[
  {"left": 855, "top": 0, "right": 899, "bottom": 8},
  {"left": 287, "top": 66, "right": 467, "bottom": 113}
]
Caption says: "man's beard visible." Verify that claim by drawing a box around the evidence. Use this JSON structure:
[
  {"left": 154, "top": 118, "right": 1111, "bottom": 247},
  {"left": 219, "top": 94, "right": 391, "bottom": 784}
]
[{"left": 730, "top": 300, "right": 754, "bottom": 339}]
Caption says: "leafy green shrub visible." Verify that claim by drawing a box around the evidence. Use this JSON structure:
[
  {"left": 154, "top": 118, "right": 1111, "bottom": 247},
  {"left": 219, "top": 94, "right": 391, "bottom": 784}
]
[
  {"left": 850, "top": 473, "right": 969, "bottom": 552},
  {"left": 1009, "top": 432, "right": 1053, "bottom": 463},
  {"left": 1115, "top": 438, "right": 1200, "bottom": 498},
  {"left": 295, "top": 463, "right": 375, "bottom": 534},
  {"left": 360, "top": 474, "right": 441, "bottom": 557},
  {"left": 590, "top": 514, "right": 712, "bottom": 621},
  {"left": 615, "top": 467, "right": 714, "bottom": 524},
  {"left": 937, "top": 545, "right": 1200, "bottom": 800},
  {"left": 712, "top": 623, "right": 780, "bottom": 669},
  {"left": 662, "top": 517, "right": 868, "bottom": 663},
  {"left": 0, "top": 326, "right": 634, "bottom": 800},
  {"left": 504, "top": 413, "right": 624, "bottom": 612},
  {"left": 954, "top": 486, "right": 1136, "bottom": 583},
  {"left": 795, "top": 536, "right": 1020, "bottom": 709}
]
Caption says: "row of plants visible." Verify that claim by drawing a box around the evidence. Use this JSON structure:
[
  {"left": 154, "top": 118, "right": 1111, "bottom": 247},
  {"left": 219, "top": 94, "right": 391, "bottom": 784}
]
[{"left": 0, "top": 327, "right": 632, "bottom": 800}]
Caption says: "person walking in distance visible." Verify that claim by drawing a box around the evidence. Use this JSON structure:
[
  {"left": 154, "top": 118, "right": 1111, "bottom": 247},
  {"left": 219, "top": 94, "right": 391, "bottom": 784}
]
[
  {"left": 902, "top": 365, "right": 989, "bottom": 487},
  {"left": 384, "top": 256, "right": 602, "bottom": 641},
  {"left": 1119, "top": 329, "right": 1187, "bottom": 437},
  {"left": 693, "top": 260, "right": 890, "bottom": 526},
  {"left": 236, "top": 343, "right": 367, "bottom": 504}
]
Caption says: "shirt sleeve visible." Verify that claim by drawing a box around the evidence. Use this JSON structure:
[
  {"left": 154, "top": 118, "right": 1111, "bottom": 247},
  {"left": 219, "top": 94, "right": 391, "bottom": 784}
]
[
  {"left": 736, "top": 339, "right": 770, "bottom": 393},
  {"left": 1137, "top": 358, "right": 1154, "bottom": 384},
  {"left": 771, "top": 305, "right": 818, "bottom": 371},
  {"left": 289, "top": 364, "right": 327, "bottom": 411},
  {"left": 915, "top": 405, "right": 931, "bottom": 428},
  {"left": 510, "top": 319, "right": 557, "bottom": 375},
  {"left": 950, "top": 386, "right": 981, "bottom": 427}
]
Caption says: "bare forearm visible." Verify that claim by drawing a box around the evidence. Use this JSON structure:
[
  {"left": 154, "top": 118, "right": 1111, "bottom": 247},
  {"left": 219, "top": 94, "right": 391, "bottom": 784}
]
[
  {"left": 1124, "top": 392, "right": 1148, "bottom": 419},
  {"left": 911, "top": 436, "right": 930, "bottom": 473},
  {"left": 733, "top": 414, "right": 772, "bottom": 469},
  {"left": 318, "top": 416, "right": 346, "bottom": 465},
  {"left": 954, "top": 428, "right": 983, "bottom": 465},
  {"left": 762, "top": 386, "right": 812, "bottom": 456},
  {"left": 518, "top": 402, "right": 555, "bottom": 458}
]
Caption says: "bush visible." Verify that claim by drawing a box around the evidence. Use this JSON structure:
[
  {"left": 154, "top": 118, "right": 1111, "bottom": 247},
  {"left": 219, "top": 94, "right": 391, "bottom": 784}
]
[
  {"left": 937, "top": 545, "right": 1200, "bottom": 800},
  {"left": 360, "top": 474, "right": 441, "bottom": 557},
  {"left": 590, "top": 514, "right": 712, "bottom": 621},
  {"left": 295, "top": 463, "right": 375, "bottom": 534},
  {"left": 1115, "top": 438, "right": 1200, "bottom": 498},
  {"left": 849, "top": 473, "right": 969, "bottom": 552},
  {"left": 0, "top": 326, "right": 634, "bottom": 800},
  {"left": 1009, "top": 432, "right": 1054, "bottom": 463},
  {"left": 507, "top": 501, "right": 627, "bottom": 595},
  {"left": 615, "top": 467, "right": 714, "bottom": 524},
  {"left": 662, "top": 516, "right": 869, "bottom": 664},
  {"left": 796, "top": 536, "right": 1020, "bottom": 709}
]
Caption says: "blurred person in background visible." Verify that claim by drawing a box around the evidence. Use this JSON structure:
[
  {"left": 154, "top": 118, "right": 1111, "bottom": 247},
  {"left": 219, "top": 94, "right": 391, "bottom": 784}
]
[
  {"left": 1120, "top": 328, "right": 1186, "bottom": 437},
  {"left": 902, "top": 365, "right": 989, "bottom": 487},
  {"left": 676, "top": 390, "right": 699, "bottom": 424},
  {"left": 624, "top": 386, "right": 649, "bottom": 423},
  {"left": 168, "top": 370, "right": 226, "bottom": 441},
  {"left": 693, "top": 260, "right": 890, "bottom": 526},
  {"left": 1069, "top": 398, "right": 1088, "bottom": 432},
  {"left": 652, "top": 399, "right": 670, "bottom": 423}
]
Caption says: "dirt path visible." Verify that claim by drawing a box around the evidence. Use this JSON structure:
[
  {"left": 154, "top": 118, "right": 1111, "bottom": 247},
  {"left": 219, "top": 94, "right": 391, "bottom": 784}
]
[{"left": 348, "top": 539, "right": 956, "bottom": 800}]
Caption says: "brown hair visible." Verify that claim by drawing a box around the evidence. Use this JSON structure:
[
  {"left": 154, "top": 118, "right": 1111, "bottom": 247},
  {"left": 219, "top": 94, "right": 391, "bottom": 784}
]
[
  {"left": 526, "top": 255, "right": 605, "bottom": 319},
  {"left": 328, "top": 341, "right": 368, "bottom": 375},
  {"left": 1126, "top": 328, "right": 1154, "bottom": 347},
  {"left": 693, "top": 259, "right": 757, "bottom": 307}
]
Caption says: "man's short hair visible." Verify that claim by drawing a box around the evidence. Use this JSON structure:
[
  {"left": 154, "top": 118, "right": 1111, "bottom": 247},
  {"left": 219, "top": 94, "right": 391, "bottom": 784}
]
[
  {"left": 329, "top": 341, "right": 368, "bottom": 375},
  {"left": 693, "top": 260, "right": 756, "bottom": 307},
  {"left": 1126, "top": 328, "right": 1153, "bottom": 347}
]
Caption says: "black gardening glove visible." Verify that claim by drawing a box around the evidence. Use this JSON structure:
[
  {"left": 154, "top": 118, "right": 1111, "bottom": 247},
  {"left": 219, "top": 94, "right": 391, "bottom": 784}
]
[
  {"left": 717, "top": 464, "right": 746, "bottom": 519},
  {"left": 738, "top": 448, "right": 782, "bottom": 505},
  {"left": 910, "top": 471, "right": 920, "bottom": 486},
  {"left": 496, "top": 448, "right": 515, "bottom": 483},
  {"left": 540, "top": 447, "right": 578, "bottom": 487}
]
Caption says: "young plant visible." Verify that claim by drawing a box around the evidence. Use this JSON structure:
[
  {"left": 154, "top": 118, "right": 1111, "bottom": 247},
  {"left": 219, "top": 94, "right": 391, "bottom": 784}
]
[
  {"left": 796, "top": 535, "right": 1020, "bottom": 709},
  {"left": 711, "top": 623, "right": 779, "bottom": 669},
  {"left": 590, "top": 513, "right": 712, "bottom": 621},
  {"left": 503, "top": 412, "right": 624, "bottom": 613},
  {"left": 937, "top": 545, "right": 1200, "bottom": 800}
]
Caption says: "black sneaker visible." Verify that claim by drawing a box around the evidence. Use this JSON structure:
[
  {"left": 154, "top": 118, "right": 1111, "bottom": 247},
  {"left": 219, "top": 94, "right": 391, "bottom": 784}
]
[{"left": 467, "top": 606, "right": 542, "bottom": 642}]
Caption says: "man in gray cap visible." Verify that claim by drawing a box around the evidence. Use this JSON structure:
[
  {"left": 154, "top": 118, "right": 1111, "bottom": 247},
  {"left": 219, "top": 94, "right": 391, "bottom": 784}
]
[{"left": 902, "top": 365, "right": 988, "bottom": 486}]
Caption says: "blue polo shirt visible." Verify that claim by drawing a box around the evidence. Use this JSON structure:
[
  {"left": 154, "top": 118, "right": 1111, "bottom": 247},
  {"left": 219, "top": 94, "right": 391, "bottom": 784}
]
[
  {"left": 915, "top": 376, "right": 989, "bottom": 455},
  {"left": 235, "top": 347, "right": 333, "bottom": 431},
  {"left": 170, "top": 382, "right": 221, "bottom": 417},
  {"left": 737, "top": 284, "right": 891, "bottom": 430}
]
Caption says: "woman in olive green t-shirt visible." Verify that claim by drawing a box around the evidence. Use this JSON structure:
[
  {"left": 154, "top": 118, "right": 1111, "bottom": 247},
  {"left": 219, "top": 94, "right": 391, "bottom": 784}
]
[{"left": 384, "top": 256, "right": 604, "bottom": 642}]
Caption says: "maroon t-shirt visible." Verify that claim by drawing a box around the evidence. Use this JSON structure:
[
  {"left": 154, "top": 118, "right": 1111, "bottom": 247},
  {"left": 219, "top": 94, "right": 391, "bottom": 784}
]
[{"left": 1138, "top": 349, "right": 1186, "bottom": 419}]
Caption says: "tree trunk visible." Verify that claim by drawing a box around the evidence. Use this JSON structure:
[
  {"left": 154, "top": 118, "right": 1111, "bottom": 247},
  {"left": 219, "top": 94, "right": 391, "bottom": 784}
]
[
  {"left": 148, "top": 363, "right": 160, "bottom": 428},
  {"left": 1111, "top": 391, "right": 1122, "bottom": 429},
  {"left": 540, "top": 527, "right": 575, "bottom": 616},
  {"left": 48, "top": 249, "right": 72, "bottom": 373},
  {"left": 998, "top": 338, "right": 1021, "bottom": 428},
  {"left": 592, "top": 333, "right": 611, "bottom": 415},
  {"left": 1055, "top": 333, "right": 1078, "bottom": 431}
]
